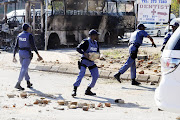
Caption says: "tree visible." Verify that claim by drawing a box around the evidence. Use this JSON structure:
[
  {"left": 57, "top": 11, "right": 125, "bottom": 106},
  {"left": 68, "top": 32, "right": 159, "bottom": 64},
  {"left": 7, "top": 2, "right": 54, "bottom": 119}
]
[{"left": 171, "top": 0, "right": 180, "bottom": 17}]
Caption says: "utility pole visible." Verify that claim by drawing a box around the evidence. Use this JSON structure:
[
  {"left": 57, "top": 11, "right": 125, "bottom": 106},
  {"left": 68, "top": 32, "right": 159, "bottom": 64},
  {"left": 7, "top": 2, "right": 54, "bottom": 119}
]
[{"left": 45, "top": 0, "right": 48, "bottom": 50}]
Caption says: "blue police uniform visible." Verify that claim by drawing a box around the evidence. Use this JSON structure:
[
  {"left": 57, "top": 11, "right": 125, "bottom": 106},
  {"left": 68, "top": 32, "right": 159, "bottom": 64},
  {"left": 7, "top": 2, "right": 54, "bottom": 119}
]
[
  {"left": 14, "top": 30, "right": 38, "bottom": 87},
  {"left": 119, "top": 29, "right": 148, "bottom": 80},
  {"left": 163, "top": 32, "right": 172, "bottom": 45},
  {"left": 74, "top": 37, "right": 99, "bottom": 88}
]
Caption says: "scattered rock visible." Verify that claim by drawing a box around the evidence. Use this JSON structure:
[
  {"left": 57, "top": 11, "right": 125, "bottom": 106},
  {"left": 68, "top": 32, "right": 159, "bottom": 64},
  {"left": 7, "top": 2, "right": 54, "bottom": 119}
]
[
  {"left": 70, "top": 102, "right": 78, "bottom": 105},
  {"left": 176, "top": 116, "right": 180, "bottom": 120},
  {"left": 3, "top": 106, "right": 9, "bottom": 108},
  {"left": 42, "top": 100, "right": 49, "bottom": 104},
  {"left": 7, "top": 94, "right": 16, "bottom": 98},
  {"left": 69, "top": 105, "right": 77, "bottom": 109},
  {"left": 13, "top": 104, "right": 16, "bottom": 108},
  {"left": 89, "top": 103, "right": 95, "bottom": 108},
  {"left": 34, "top": 100, "right": 39, "bottom": 104},
  {"left": 109, "top": 61, "right": 113, "bottom": 64},
  {"left": 20, "top": 92, "right": 27, "bottom": 98},
  {"left": 145, "top": 64, "right": 151, "bottom": 68},
  {"left": 57, "top": 100, "right": 65, "bottom": 105},
  {"left": 115, "top": 99, "right": 125, "bottom": 104},
  {"left": 148, "top": 61, "right": 153, "bottom": 64},
  {"left": 154, "top": 70, "right": 158, "bottom": 73},
  {"left": 40, "top": 97, "right": 46, "bottom": 100},
  {"left": 82, "top": 106, "right": 89, "bottom": 111},
  {"left": 105, "top": 103, "right": 111, "bottom": 107},
  {"left": 77, "top": 103, "right": 88, "bottom": 108},
  {"left": 95, "top": 107, "right": 102, "bottom": 110},
  {"left": 53, "top": 107, "right": 65, "bottom": 110},
  {"left": 97, "top": 103, "right": 103, "bottom": 108},
  {"left": 25, "top": 103, "right": 33, "bottom": 107},
  {"left": 150, "top": 82, "right": 156, "bottom": 85},
  {"left": 139, "top": 70, "right": 144, "bottom": 74}
]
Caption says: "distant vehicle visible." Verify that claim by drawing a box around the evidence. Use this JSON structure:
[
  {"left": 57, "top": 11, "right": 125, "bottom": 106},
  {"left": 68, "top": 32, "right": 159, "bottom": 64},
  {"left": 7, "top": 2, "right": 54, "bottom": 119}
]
[
  {"left": 164, "top": 18, "right": 180, "bottom": 35},
  {"left": 141, "top": 22, "right": 168, "bottom": 37},
  {"left": 155, "top": 26, "right": 180, "bottom": 113}
]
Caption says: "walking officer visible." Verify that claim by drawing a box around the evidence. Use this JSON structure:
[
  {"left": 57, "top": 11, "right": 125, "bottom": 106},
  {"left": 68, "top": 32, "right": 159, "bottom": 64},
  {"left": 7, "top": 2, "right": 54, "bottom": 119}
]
[
  {"left": 114, "top": 24, "right": 156, "bottom": 85},
  {"left": 72, "top": 29, "right": 100, "bottom": 97},
  {"left": 13, "top": 23, "right": 43, "bottom": 90}
]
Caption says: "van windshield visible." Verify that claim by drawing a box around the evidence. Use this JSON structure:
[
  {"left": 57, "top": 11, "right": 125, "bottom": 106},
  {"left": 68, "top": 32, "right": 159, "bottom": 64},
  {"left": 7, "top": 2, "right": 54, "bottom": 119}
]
[{"left": 165, "top": 27, "right": 180, "bottom": 50}]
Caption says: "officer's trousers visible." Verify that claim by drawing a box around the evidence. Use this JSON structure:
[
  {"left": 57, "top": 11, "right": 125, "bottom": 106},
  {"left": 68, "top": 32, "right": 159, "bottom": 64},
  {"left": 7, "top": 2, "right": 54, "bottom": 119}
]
[
  {"left": 74, "top": 59, "right": 99, "bottom": 88},
  {"left": 119, "top": 45, "right": 138, "bottom": 80},
  {"left": 18, "top": 50, "right": 31, "bottom": 82}
]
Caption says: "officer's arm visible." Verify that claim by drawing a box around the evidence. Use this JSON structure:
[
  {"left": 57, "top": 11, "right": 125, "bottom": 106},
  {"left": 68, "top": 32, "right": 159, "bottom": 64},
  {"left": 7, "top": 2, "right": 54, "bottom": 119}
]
[
  {"left": 76, "top": 40, "right": 89, "bottom": 54},
  {"left": 147, "top": 35, "right": 154, "bottom": 44},
  {"left": 13, "top": 38, "right": 19, "bottom": 57},
  {"left": 29, "top": 34, "right": 38, "bottom": 54}
]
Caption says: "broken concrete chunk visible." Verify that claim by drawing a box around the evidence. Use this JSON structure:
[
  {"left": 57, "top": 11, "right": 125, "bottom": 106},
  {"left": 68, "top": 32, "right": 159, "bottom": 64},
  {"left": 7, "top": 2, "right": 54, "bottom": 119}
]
[
  {"left": 69, "top": 105, "right": 77, "bottom": 109},
  {"left": 105, "top": 103, "right": 111, "bottom": 107},
  {"left": 20, "top": 92, "right": 27, "bottom": 98},
  {"left": 7, "top": 94, "right": 16, "bottom": 98},
  {"left": 57, "top": 100, "right": 65, "bottom": 105},
  {"left": 42, "top": 100, "right": 49, "bottom": 104},
  {"left": 89, "top": 103, "right": 95, "bottom": 108},
  {"left": 70, "top": 102, "right": 78, "bottom": 105},
  {"left": 139, "top": 70, "right": 144, "bottom": 74},
  {"left": 53, "top": 107, "right": 65, "bottom": 110},
  {"left": 83, "top": 106, "right": 89, "bottom": 111},
  {"left": 115, "top": 99, "right": 125, "bottom": 104},
  {"left": 97, "top": 103, "right": 103, "bottom": 108}
]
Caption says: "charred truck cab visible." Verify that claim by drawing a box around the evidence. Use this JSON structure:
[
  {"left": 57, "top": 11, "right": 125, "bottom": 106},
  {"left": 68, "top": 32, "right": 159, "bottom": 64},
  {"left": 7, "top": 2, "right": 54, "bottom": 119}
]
[{"left": 47, "top": 0, "right": 135, "bottom": 49}]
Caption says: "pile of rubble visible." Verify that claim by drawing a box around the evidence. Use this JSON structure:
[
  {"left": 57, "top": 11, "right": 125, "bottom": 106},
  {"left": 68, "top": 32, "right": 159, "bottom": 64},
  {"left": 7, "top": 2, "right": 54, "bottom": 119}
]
[{"left": 5, "top": 92, "right": 125, "bottom": 112}]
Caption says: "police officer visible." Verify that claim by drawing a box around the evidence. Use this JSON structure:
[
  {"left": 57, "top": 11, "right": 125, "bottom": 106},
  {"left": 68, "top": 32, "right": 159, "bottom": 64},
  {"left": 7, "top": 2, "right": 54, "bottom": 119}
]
[
  {"left": 72, "top": 29, "right": 100, "bottom": 97},
  {"left": 13, "top": 23, "right": 43, "bottom": 90},
  {"left": 161, "top": 22, "right": 179, "bottom": 51},
  {"left": 114, "top": 24, "right": 156, "bottom": 85}
]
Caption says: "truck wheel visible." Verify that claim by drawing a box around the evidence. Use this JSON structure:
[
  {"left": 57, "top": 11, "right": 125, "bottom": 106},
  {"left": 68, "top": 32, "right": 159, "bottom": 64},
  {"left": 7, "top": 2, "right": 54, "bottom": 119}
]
[{"left": 157, "top": 30, "right": 161, "bottom": 37}]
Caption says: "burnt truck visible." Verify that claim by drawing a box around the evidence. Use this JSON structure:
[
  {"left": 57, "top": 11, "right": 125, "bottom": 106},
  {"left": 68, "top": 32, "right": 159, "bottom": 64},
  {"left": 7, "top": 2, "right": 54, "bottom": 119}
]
[{"left": 46, "top": 0, "right": 136, "bottom": 49}]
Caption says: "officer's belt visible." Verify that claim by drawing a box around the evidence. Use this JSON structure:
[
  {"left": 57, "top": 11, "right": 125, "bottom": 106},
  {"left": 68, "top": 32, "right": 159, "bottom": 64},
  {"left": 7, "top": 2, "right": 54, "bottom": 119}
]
[
  {"left": 129, "top": 43, "right": 140, "bottom": 48},
  {"left": 81, "top": 63, "right": 97, "bottom": 70},
  {"left": 19, "top": 47, "right": 31, "bottom": 51}
]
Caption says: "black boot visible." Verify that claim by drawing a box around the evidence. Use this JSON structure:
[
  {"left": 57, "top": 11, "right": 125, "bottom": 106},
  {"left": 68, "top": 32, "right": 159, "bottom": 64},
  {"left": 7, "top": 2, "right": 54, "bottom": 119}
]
[
  {"left": 85, "top": 87, "right": 96, "bottom": 96},
  {"left": 132, "top": 79, "right": 141, "bottom": 86},
  {"left": 27, "top": 81, "right": 33, "bottom": 88},
  {"left": 15, "top": 82, "right": 24, "bottom": 90},
  {"left": 114, "top": 72, "right": 121, "bottom": 83},
  {"left": 72, "top": 86, "right": 77, "bottom": 97}
]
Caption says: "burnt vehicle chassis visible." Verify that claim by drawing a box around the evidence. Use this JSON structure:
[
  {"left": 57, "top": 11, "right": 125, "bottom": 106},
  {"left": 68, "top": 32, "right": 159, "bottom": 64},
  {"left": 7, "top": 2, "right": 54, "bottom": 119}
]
[{"left": 47, "top": 0, "right": 135, "bottom": 49}]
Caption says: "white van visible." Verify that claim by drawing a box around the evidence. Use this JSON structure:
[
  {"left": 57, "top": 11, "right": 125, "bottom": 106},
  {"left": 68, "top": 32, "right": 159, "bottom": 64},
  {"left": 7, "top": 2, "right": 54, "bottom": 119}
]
[
  {"left": 155, "top": 26, "right": 180, "bottom": 113},
  {"left": 141, "top": 22, "right": 168, "bottom": 37}
]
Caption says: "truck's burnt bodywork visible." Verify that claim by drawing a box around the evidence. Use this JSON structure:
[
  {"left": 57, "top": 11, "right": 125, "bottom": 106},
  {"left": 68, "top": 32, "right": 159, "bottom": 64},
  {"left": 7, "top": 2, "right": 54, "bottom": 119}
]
[{"left": 47, "top": 0, "right": 135, "bottom": 49}]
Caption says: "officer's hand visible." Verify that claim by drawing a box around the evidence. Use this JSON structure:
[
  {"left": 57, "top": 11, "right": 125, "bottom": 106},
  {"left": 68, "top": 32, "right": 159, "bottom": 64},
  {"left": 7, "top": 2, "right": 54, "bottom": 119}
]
[
  {"left": 13, "top": 57, "right": 17, "bottom": 63},
  {"left": 84, "top": 53, "right": 89, "bottom": 59},
  {"left": 152, "top": 43, "right": 156, "bottom": 48}
]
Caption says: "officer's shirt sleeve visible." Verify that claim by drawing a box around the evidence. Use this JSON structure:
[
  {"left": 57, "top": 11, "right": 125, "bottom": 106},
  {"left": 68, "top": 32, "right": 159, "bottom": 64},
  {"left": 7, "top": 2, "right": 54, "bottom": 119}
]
[
  {"left": 163, "top": 33, "right": 171, "bottom": 45},
  {"left": 13, "top": 37, "right": 19, "bottom": 57},
  {"left": 29, "top": 34, "right": 38, "bottom": 54},
  {"left": 76, "top": 40, "right": 89, "bottom": 54}
]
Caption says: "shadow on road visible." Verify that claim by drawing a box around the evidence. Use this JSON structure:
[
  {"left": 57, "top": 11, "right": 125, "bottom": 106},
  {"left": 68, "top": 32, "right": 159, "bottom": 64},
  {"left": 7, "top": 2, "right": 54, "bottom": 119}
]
[
  {"left": 26, "top": 88, "right": 64, "bottom": 100},
  {"left": 74, "top": 95, "right": 149, "bottom": 110},
  {"left": 122, "top": 85, "right": 156, "bottom": 92}
]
